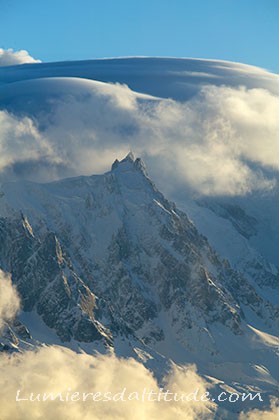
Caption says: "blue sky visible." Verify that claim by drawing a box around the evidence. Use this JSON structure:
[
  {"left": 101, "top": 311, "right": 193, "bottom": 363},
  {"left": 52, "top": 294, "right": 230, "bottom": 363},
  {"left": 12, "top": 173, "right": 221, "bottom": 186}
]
[{"left": 0, "top": 0, "right": 278, "bottom": 72}]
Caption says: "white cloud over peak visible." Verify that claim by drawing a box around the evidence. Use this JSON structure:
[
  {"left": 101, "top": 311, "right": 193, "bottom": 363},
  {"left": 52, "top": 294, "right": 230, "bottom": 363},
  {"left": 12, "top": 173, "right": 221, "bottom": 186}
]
[
  {"left": 0, "top": 48, "right": 41, "bottom": 66},
  {"left": 0, "top": 77, "right": 278, "bottom": 196}
]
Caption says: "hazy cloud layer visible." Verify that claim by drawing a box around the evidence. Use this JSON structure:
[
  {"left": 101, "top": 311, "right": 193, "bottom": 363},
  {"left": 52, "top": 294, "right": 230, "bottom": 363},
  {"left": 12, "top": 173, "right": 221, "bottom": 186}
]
[
  {"left": 0, "top": 270, "right": 20, "bottom": 331},
  {"left": 0, "top": 346, "right": 215, "bottom": 420},
  {"left": 0, "top": 48, "right": 41, "bottom": 66},
  {"left": 0, "top": 78, "right": 278, "bottom": 196}
]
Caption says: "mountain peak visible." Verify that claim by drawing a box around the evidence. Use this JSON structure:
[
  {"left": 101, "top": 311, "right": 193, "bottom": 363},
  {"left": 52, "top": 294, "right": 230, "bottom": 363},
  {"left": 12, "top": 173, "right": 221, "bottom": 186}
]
[
  {"left": 111, "top": 152, "right": 147, "bottom": 176},
  {"left": 123, "top": 151, "right": 135, "bottom": 162}
]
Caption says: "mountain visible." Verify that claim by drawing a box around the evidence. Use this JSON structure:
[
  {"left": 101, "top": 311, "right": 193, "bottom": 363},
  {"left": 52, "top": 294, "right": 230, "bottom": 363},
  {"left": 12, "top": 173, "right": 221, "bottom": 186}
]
[
  {"left": 0, "top": 154, "right": 278, "bottom": 414},
  {"left": 0, "top": 57, "right": 278, "bottom": 417}
]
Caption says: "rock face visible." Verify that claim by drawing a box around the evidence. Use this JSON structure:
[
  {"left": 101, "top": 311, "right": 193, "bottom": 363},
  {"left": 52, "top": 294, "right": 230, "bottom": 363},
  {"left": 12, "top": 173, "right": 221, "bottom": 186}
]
[
  {"left": 0, "top": 216, "right": 111, "bottom": 344},
  {"left": 0, "top": 319, "right": 31, "bottom": 353}
]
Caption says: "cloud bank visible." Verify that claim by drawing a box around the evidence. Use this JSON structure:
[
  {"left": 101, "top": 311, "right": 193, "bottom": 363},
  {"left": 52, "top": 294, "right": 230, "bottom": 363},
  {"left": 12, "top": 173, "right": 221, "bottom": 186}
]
[
  {"left": 0, "top": 48, "right": 41, "bottom": 66},
  {"left": 0, "top": 270, "right": 20, "bottom": 331},
  {"left": 0, "top": 77, "right": 278, "bottom": 196},
  {"left": 0, "top": 346, "right": 215, "bottom": 420}
]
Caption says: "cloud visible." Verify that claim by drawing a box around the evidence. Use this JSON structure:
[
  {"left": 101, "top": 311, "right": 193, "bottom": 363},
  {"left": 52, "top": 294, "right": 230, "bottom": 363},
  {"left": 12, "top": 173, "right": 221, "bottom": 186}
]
[
  {"left": 0, "top": 110, "right": 64, "bottom": 181},
  {"left": 240, "top": 399, "right": 279, "bottom": 419},
  {"left": 0, "top": 270, "right": 20, "bottom": 331},
  {"left": 0, "top": 48, "right": 41, "bottom": 66},
  {"left": 0, "top": 79, "right": 278, "bottom": 196},
  {"left": 153, "top": 85, "right": 279, "bottom": 196},
  {"left": 0, "top": 346, "right": 215, "bottom": 420}
]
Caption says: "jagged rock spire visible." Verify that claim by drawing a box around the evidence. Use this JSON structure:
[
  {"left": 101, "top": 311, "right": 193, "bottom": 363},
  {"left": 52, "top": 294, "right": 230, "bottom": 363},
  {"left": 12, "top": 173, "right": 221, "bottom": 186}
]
[
  {"left": 111, "top": 152, "right": 148, "bottom": 176},
  {"left": 123, "top": 151, "right": 135, "bottom": 162}
]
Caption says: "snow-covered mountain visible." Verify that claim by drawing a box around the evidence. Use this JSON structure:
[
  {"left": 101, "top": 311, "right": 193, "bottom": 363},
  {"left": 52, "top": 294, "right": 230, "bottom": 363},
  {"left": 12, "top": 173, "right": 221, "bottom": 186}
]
[
  {"left": 0, "top": 57, "right": 278, "bottom": 416},
  {"left": 0, "top": 154, "right": 278, "bottom": 412}
]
